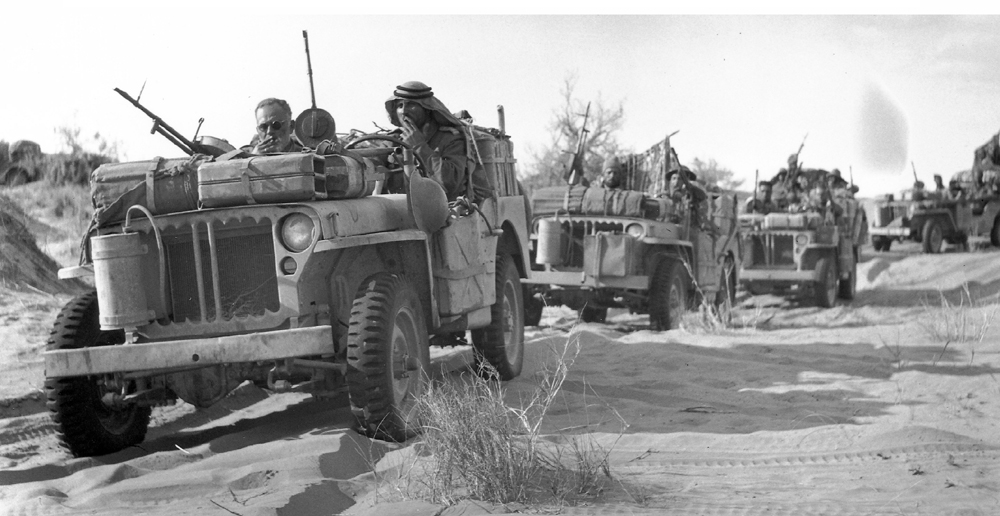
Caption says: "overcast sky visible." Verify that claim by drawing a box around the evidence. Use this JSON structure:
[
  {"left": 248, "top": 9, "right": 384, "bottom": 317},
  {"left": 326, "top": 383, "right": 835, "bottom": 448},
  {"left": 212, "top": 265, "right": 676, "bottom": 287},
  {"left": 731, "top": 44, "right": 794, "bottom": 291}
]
[{"left": 2, "top": 6, "right": 997, "bottom": 195}]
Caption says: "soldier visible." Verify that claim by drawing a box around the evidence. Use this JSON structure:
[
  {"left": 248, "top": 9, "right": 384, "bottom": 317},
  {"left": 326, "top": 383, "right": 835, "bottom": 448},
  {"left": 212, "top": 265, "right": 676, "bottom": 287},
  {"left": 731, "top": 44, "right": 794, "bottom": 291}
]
[
  {"left": 771, "top": 169, "right": 789, "bottom": 210},
  {"left": 786, "top": 173, "right": 812, "bottom": 211},
  {"left": 805, "top": 176, "right": 841, "bottom": 219},
  {"left": 247, "top": 98, "right": 305, "bottom": 154},
  {"left": 745, "top": 180, "right": 774, "bottom": 214},
  {"left": 911, "top": 180, "right": 927, "bottom": 201},
  {"left": 385, "top": 81, "right": 485, "bottom": 201},
  {"left": 668, "top": 166, "right": 718, "bottom": 236},
  {"left": 600, "top": 156, "right": 625, "bottom": 189}
]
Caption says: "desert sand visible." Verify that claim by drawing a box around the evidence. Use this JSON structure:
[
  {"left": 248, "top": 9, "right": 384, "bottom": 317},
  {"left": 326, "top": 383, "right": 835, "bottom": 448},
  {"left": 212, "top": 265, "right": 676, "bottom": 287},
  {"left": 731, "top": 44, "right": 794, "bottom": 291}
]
[{"left": 1, "top": 194, "right": 999, "bottom": 515}]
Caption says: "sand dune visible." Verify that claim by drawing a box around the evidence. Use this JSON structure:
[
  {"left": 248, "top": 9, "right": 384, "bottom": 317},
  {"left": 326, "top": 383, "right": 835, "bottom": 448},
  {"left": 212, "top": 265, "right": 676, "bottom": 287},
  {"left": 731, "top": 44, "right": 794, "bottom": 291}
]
[{"left": 2, "top": 244, "right": 999, "bottom": 514}]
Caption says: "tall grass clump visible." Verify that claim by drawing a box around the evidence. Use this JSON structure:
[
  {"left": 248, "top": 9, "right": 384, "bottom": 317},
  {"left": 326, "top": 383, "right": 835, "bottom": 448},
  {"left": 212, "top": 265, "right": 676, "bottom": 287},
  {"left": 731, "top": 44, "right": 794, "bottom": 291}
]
[
  {"left": 919, "top": 284, "right": 1000, "bottom": 364},
  {"left": 411, "top": 340, "right": 599, "bottom": 506}
]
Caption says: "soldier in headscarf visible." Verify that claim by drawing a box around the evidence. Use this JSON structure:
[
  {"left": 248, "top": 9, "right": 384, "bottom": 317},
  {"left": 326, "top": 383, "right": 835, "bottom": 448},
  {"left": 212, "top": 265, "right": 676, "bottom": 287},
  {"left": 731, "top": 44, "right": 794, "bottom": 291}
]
[{"left": 385, "top": 81, "right": 490, "bottom": 202}]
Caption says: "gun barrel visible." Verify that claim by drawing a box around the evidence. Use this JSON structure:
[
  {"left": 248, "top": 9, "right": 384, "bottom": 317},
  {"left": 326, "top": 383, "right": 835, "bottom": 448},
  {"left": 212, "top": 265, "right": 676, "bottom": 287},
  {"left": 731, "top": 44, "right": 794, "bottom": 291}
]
[{"left": 115, "top": 87, "right": 203, "bottom": 156}]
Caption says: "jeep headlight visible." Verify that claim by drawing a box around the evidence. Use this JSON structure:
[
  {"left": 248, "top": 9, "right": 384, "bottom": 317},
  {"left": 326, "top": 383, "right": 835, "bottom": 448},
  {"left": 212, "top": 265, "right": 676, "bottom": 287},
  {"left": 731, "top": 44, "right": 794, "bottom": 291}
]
[
  {"left": 625, "top": 223, "right": 645, "bottom": 238},
  {"left": 794, "top": 233, "right": 809, "bottom": 246},
  {"left": 280, "top": 213, "right": 316, "bottom": 252}
]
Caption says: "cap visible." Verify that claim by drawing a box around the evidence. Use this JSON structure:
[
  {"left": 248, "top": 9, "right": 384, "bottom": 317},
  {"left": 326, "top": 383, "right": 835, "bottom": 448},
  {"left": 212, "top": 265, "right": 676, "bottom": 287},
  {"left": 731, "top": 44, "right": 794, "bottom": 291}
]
[{"left": 393, "top": 81, "right": 433, "bottom": 100}]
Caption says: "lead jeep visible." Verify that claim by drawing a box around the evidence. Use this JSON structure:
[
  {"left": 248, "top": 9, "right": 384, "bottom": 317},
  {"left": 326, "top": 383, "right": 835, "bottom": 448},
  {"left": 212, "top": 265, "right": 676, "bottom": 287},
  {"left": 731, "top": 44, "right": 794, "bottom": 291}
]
[
  {"left": 43, "top": 98, "right": 531, "bottom": 457},
  {"left": 522, "top": 136, "right": 741, "bottom": 330},
  {"left": 739, "top": 168, "right": 868, "bottom": 307}
]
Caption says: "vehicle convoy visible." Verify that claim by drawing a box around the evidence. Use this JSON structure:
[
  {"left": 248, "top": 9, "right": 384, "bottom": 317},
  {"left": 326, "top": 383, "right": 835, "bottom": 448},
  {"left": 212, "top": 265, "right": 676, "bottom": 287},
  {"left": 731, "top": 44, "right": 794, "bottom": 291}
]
[
  {"left": 739, "top": 163, "right": 868, "bottom": 308},
  {"left": 869, "top": 168, "right": 1000, "bottom": 254},
  {"left": 522, "top": 135, "right": 742, "bottom": 330},
  {"left": 42, "top": 82, "right": 531, "bottom": 457}
]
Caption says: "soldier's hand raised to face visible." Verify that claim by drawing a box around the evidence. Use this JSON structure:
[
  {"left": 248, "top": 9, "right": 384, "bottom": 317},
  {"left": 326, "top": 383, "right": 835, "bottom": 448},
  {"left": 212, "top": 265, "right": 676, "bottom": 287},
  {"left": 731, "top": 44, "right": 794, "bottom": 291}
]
[{"left": 400, "top": 116, "right": 427, "bottom": 149}]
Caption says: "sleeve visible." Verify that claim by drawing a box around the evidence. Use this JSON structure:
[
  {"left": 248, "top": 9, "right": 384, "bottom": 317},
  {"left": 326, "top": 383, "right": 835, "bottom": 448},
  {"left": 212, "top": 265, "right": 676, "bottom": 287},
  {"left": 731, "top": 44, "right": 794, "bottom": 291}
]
[{"left": 412, "top": 129, "right": 470, "bottom": 199}]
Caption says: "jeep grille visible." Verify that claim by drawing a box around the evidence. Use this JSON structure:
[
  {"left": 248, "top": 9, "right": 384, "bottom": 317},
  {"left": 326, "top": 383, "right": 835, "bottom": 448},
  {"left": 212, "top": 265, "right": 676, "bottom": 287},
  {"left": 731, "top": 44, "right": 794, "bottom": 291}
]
[
  {"left": 744, "top": 233, "right": 796, "bottom": 267},
  {"left": 164, "top": 218, "right": 279, "bottom": 323}
]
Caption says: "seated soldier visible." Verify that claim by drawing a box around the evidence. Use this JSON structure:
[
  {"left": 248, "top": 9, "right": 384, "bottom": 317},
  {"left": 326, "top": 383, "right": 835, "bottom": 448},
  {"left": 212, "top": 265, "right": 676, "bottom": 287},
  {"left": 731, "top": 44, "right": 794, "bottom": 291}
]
[
  {"left": 245, "top": 98, "right": 305, "bottom": 154},
  {"left": 600, "top": 156, "right": 626, "bottom": 189},
  {"left": 785, "top": 173, "right": 812, "bottom": 212},
  {"left": 667, "top": 166, "right": 719, "bottom": 236},
  {"left": 745, "top": 180, "right": 774, "bottom": 214},
  {"left": 805, "top": 178, "right": 842, "bottom": 220},
  {"left": 385, "top": 81, "right": 490, "bottom": 202}
]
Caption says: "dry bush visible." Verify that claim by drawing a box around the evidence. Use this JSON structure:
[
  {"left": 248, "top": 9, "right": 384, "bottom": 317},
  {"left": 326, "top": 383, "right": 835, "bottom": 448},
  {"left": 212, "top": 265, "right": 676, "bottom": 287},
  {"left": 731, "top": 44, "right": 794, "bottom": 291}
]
[
  {"left": 919, "top": 284, "right": 999, "bottom": 364},
  {"left": 385, "top": 338, "right": 625, "bottom": 507}
]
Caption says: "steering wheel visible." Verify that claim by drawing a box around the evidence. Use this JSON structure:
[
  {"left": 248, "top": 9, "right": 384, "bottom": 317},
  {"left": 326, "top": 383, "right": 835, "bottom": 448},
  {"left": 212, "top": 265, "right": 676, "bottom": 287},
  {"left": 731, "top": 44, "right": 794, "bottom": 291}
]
[{"left": 343, "top": 134, "right": 427, "bottom": 177}]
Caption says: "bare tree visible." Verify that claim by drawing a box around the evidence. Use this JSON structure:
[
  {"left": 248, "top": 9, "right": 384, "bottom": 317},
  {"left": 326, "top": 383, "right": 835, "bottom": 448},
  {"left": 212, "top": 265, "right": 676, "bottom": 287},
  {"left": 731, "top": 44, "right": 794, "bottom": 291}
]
[
  {"left": 522, "top": 74, "right": 625, "bottom": 194},
  {"left": 687, "top": 157, "right": 744, "bottom": 192}
]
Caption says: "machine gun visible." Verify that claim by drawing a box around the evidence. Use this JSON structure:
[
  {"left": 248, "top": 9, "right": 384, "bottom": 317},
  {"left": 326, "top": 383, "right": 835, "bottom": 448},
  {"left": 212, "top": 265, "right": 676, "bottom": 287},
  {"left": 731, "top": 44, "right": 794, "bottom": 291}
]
[
  {"left": 786, "top": 133, "right": 808, "bottom": 186},
  {"left": 115, "top": 87, "right": 216, "bottom": 157},
  {"left": 563, "top": 101, "right": 591, "bottom": 185}
]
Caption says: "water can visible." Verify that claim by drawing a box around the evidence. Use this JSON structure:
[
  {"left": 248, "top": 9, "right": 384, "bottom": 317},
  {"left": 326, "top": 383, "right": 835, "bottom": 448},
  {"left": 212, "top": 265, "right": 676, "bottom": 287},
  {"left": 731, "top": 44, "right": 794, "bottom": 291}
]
[
  {"left": 535, "top": 219, "right": 566, "bottom": 265},
  {"left": 91, "top": 232, "right": 154, "bottom": 330}
]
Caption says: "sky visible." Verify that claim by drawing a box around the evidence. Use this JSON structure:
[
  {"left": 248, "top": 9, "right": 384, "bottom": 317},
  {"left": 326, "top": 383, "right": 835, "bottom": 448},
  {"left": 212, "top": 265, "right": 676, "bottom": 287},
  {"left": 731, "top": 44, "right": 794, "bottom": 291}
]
[{"left": 2, "top": 6, "right": 998, "bottom": 196}]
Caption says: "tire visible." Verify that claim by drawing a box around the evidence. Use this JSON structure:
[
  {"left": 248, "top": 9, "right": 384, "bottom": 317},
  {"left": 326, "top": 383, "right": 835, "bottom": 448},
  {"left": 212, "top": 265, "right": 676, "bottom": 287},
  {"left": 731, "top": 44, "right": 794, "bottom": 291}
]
[
  {"left": 580, "top": 305, "right": 607, "bottom": 323},
  {"left": 43, "top": 291, "right": 151, "bottom": 457},
  {"left": 649, "top": 258, "right": 688, "bottom": 331},
  {"left": 471, "top": 253, "right": 525, "bottom": 381},
  {"left": 872, "top": 236, "right": 887, "bottom": 252},
  {"left": 524, "top": 287, "right": 543, "bottom": 327},
  {"left": 921, "top": 219, "right": 943, "bottom": 254},
  {"left": 713, "top": 254, "right": 737, "bottom": 323},
  {"left": 991, "top": 217, "right": 1000, "bottom": 247},
  {"left": 346, "top": 273, "right": 430, "bottom": 442},
  {"left": 813, "top": 257, "right": 838, "bottom": 308},
  {"left": 3, "top": 167, "right": 30, "bottom": 186},
  {"left": 837, "top": 248, "right": 857, "bottom": 301}
]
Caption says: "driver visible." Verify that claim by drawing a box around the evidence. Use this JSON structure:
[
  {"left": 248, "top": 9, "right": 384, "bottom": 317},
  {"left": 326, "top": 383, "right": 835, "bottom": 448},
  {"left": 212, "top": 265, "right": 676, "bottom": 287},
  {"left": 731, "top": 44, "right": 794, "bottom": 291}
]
[
  {"left": 246, "top": 98, "right": 305, "bottom": 154},
  {"left": 384, "top": 81, "right": 476, "bottom": 201}
]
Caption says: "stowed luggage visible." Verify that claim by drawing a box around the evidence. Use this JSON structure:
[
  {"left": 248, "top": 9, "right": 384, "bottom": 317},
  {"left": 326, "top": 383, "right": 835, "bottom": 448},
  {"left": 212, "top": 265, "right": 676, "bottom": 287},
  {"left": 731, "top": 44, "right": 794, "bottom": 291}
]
[
  {"left": 91, "top": 155, "right": 206, "bottom": 226},
  {"left": 198, "top": 153, "right": 327, "bottom": 208}
]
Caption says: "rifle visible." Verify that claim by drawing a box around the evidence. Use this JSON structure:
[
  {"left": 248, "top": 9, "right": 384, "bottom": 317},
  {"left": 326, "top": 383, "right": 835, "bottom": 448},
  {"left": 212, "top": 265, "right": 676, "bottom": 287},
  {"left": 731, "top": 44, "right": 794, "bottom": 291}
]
[
  {"left": 751, "top": 169, "right": 759, "bottom": 213},
  {"left": 911, "top": 161, "right": 919, "bottom": 185},
  {"left": 563, "top": 102, "right": 591, "bottom": 185},
  {"left": 787, "top": 133, "right": 808, "bottom": 187},
  {"left": 115, "top": 87, "right": 209, "bottom": 157}
]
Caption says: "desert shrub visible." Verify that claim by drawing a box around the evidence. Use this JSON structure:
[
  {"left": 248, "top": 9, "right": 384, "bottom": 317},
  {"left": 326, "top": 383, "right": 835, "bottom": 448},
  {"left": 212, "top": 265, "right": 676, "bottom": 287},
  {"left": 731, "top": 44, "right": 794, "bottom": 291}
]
[
  {"left": 919, "top": 284, "right": 999, "bottom": 363},
  {"left": 396, "top": 339, "right": 622, "bottom": 507}
]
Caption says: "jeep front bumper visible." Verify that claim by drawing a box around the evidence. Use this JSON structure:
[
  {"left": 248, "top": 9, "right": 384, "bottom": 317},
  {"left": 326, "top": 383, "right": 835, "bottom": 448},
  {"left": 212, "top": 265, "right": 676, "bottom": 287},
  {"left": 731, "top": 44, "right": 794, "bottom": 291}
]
[
  {"left": 740, "top": 269, "right": 821, "bottom": 283},
  {"left": 44, "top": 326, "right": 333, "bottom": 378},
  {"left": 869, "top": 227, "right": 910, "bottom": 237}
]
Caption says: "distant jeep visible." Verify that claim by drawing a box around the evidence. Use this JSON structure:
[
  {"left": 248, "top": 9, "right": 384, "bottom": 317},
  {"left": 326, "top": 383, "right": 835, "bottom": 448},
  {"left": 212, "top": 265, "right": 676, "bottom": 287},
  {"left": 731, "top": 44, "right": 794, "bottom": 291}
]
[
  {"left": 0, "top": 140, "right": 43, "bottom": 185},
  {"left": 739, "top": 168, "right": 868, "bottom": 307},
  {"left": 522, "top": 136, "right": 741, "bottom": 330},
  {"left": 869, "top": 172, "right": 1000, "bottom": 253}
]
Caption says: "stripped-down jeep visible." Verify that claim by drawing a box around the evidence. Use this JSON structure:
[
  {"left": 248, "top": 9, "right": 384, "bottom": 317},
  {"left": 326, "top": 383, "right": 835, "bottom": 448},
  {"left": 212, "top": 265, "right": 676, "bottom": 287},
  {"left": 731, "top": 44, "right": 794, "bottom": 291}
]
[
  {"left": 43, "top": 101, "right": 531, "bottom": 457},
  {"left": 521, "top": 136, "right": 741, "bottom": 329},
  {"left": 739, "top": 168, "right": 868, "bottom": 307},
  {"left": 869, "top": 171, "right": 1000, "bottom": 253}
]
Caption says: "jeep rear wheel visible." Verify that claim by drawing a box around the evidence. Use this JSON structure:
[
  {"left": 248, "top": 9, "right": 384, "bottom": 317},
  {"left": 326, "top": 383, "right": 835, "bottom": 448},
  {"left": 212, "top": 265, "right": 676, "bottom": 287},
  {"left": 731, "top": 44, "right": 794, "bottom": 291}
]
[
  {"left": 922, "top": 219, "right": 943, "bottom": 254},
  {"left": 991, "top": 216, "right": 1000, "bottom": 247},
  {"left": 346, "top": 273, "right": 430, "bottom": 442},
  {"left": 712, "top": 254, "right": 737, "bottom": 323},
  {"left": 814, "top": 257, "right": 838, "bottom": 308},
  {"left": 471, "top": 253, "right": 525, "bottom": 381},
  {"left": 580, "top": 305, "right": 608, "bottom": 323},
  {"left": 524, "top": 287, "right": 543, "bottom": 327},
  {"left": 649, "top": 258, "right": 688, "bottom": 331},
  {"left": 837, "top": 248, "right": 857, "bottom": 300},
  {"left": 872, "top": 236, "right": 891, "bottom": 252},
  {"left": 44, "top": 291, "right": 151, "bottom": 457}
]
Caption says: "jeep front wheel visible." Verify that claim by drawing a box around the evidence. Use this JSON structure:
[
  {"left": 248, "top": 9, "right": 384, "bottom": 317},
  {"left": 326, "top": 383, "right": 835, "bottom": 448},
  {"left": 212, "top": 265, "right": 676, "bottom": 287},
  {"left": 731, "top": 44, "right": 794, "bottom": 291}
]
[
  {"left": 814, "top": 257, "right": 838, "bottom": 308},
  {"left": 44, "top": 291, "right": 152, "bottom": 457},
  {"left": 346, "top": 273, "right": 430, "bottom": 442},
  {"left": 471, "top": 253, "right": 525, "bottom": 381},
  {"left": 837, "top": 248, "right": 857, "bottom": 300},
  {"left": 991, "top": 216, "right": 1000, "bottom": 247},
  {"left": 649, "top": 258, "right": 688, "bottom": 331},
  {"left": 922, "top": 219, "right": 943, "bottom": 254}
]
